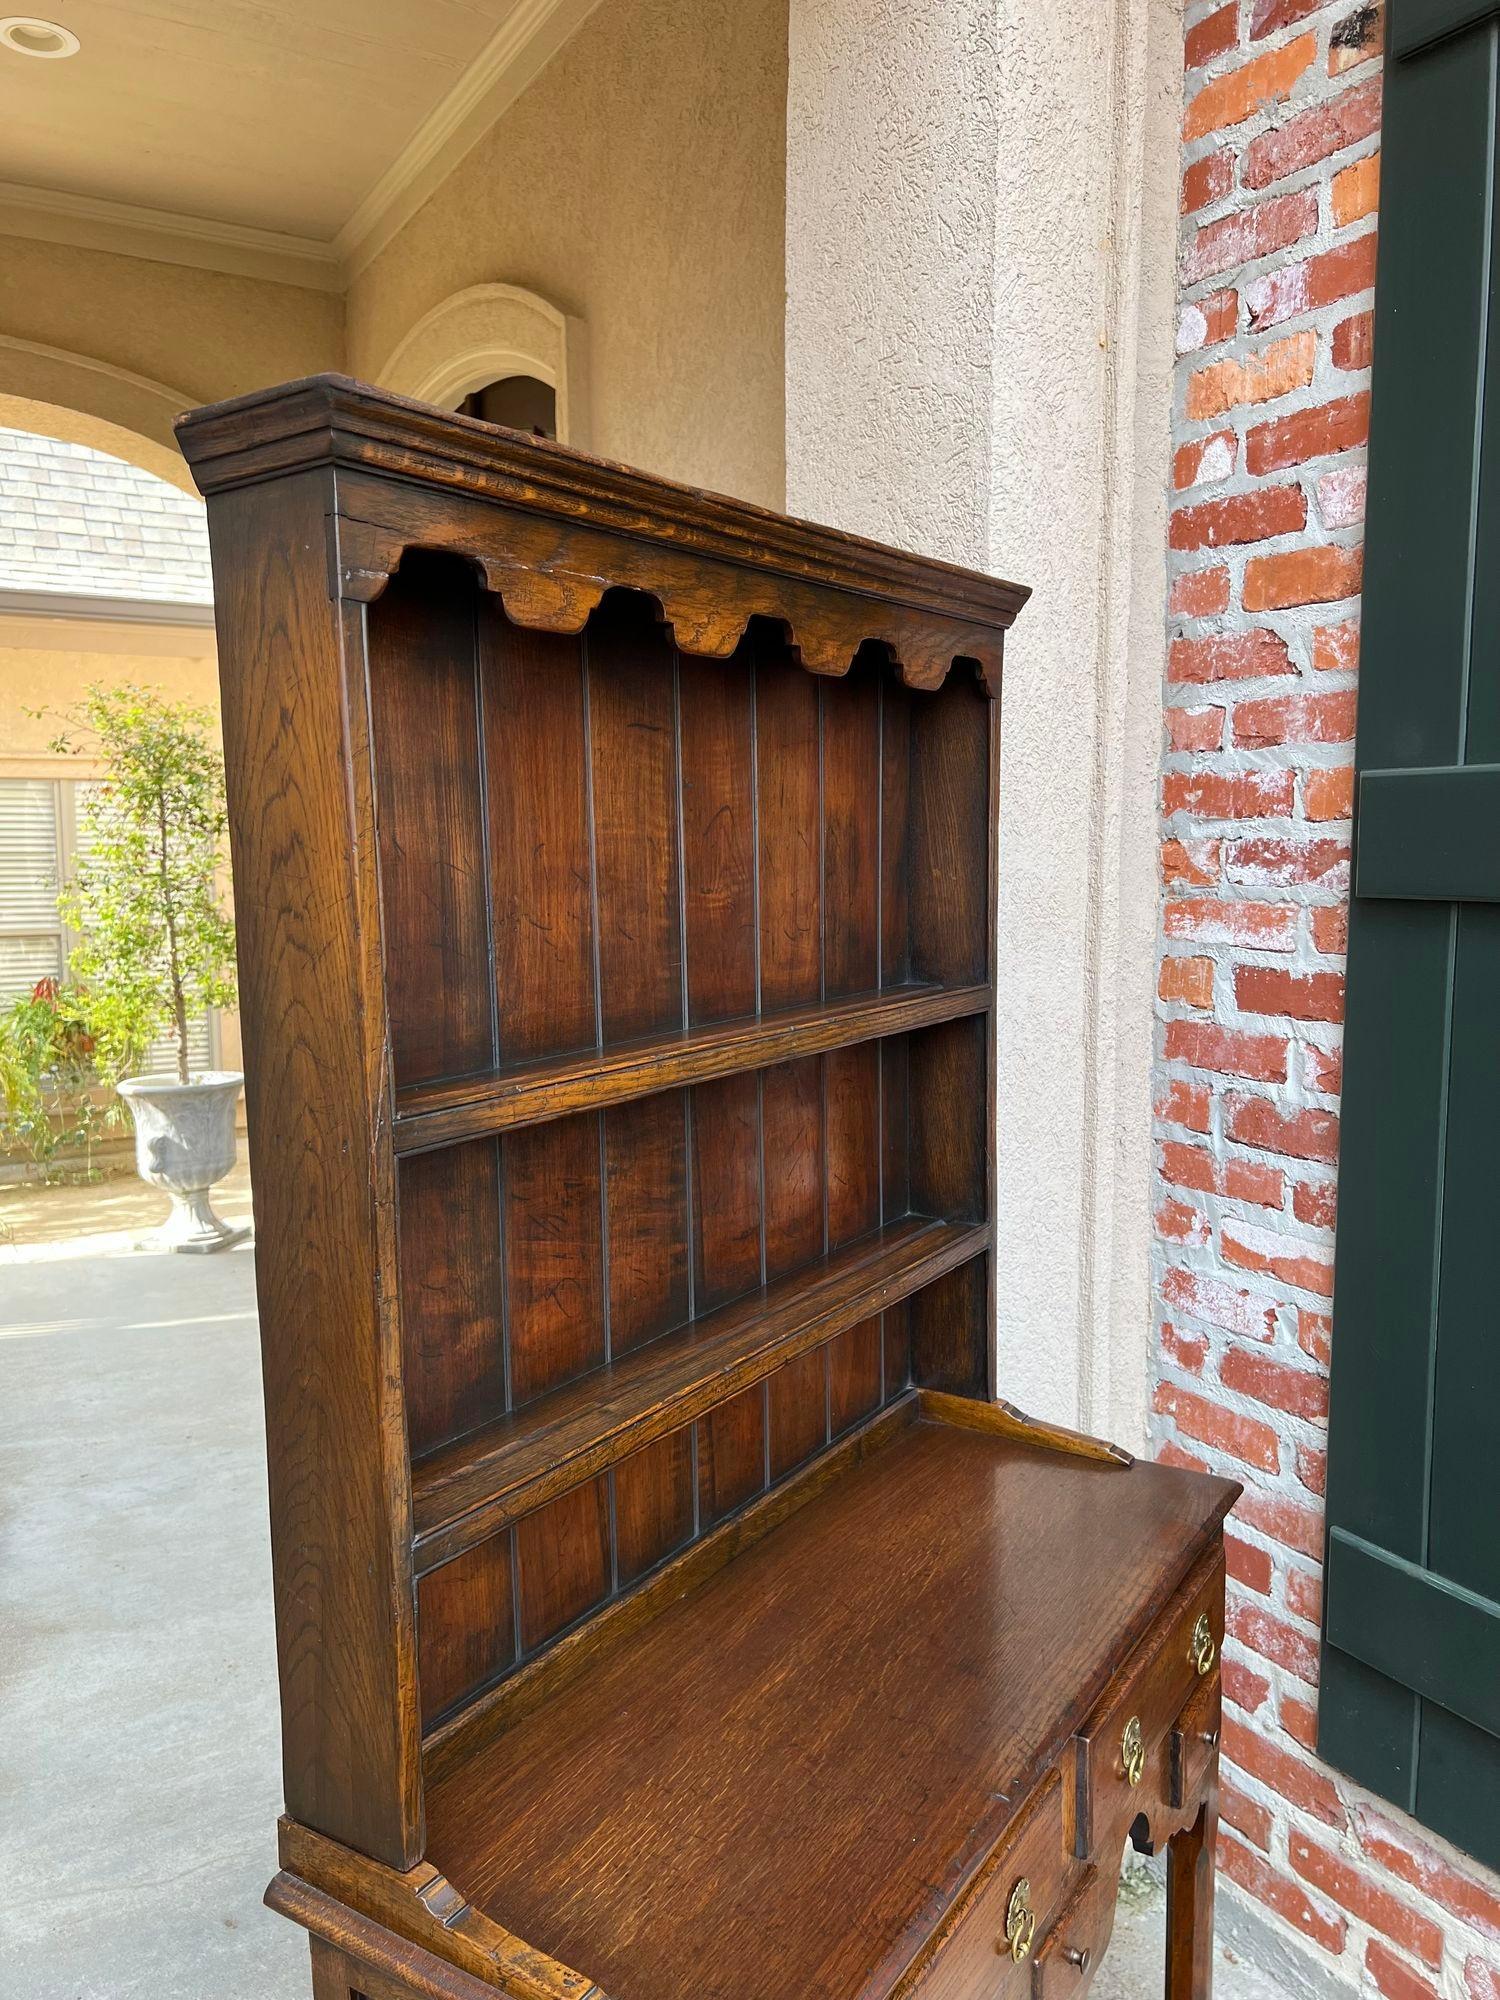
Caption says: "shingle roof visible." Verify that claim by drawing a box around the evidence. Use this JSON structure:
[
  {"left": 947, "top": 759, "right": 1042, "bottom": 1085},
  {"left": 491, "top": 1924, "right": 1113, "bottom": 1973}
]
[{"left": 0, "top": 427, "right": 212, "bottom": 605}]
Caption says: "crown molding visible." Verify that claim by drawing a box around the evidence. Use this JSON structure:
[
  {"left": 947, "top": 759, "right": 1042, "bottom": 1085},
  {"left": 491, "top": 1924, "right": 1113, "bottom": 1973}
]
[
  {"left": 335, "top": 0, "right": 609, "bottom": 280},
  {"left": 0, "top": 180, "right": 342, "bottom": 292}
]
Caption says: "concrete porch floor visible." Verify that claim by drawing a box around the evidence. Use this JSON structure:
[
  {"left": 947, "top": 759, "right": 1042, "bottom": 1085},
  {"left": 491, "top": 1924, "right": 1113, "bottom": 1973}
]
[{"left": 0, "top": 1169, "right": 1280, "bottom": 1999}]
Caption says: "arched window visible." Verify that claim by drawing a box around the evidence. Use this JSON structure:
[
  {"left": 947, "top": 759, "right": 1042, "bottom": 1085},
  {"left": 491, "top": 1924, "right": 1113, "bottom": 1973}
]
[{"left": 458, "top": 374, "right": 557, "bottom": 438}]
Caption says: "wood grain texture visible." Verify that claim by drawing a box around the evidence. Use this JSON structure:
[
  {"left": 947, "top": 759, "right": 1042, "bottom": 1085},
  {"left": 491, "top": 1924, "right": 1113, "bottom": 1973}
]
[
  {"left": 756, "top": 656, "right": 822, "bottom": 1011},
  {"left": 822, "top": 667, "right": 881, "bottom": 998},
  {"left": 424, "top": 1421, "right": 1237, "bottom": 2000},
  {"left": 398, "top": 1143, "right": 505, "bottom": 1458},
  {"left": 604, "top": 1093, "right": 690, "bottom": 1359},
  {"left": 202, "top": 472, "right": 423, "bottom": 1866},
  {"left": 417, "top": 1533, "right": 515, "bottom": 1728},
  {"left": 679, "top": 649, "right": 757, "bottom": 1025},
  {"left": 504, "top": 1117, "right": 604, "bottom": 1408}
]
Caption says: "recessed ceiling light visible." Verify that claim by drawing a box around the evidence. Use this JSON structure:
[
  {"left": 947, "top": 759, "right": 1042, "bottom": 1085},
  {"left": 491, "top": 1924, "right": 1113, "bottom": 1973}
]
[{"left": 0, "top": 16, "right": 80, "bottom": 58}]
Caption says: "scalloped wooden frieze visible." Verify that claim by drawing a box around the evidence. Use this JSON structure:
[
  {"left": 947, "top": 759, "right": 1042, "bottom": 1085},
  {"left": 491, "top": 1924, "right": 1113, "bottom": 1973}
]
[{"left": 333, "top": 493, "right": 1003, "bottom": 695}]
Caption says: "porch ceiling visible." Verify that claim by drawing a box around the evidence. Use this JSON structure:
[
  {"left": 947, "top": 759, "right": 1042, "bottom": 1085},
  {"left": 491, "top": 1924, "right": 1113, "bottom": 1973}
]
[{"left": 0, "top": 0, "right": 604, "bottom": 282}]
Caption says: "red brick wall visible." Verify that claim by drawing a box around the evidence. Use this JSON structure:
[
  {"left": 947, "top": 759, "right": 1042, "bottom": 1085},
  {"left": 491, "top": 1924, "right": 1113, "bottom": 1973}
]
[{"left": 1158, "top": 4, "right": 1500, "bottom": 1993}]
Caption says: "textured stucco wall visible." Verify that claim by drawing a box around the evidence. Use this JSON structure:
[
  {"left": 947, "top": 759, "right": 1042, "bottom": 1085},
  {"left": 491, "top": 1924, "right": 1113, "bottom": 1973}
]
[
  {"left": 786, "top": 0, "right": 1180, "bottom": 1440},
  {"left": 0, "top": 237, "right": 343, "bottom": 454},
  {"left": 347, "top": 0, "right": 787, "bottom": 510}
]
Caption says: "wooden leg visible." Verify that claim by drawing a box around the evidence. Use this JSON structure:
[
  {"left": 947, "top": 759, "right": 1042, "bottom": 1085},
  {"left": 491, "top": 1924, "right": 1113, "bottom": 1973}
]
[{"left": 1165, "top": 1779, "right": 1219, "bottom": 2000}]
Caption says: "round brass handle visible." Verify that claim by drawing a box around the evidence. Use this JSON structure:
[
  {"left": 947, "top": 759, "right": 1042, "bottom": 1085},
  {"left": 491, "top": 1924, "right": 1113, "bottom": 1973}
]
[
  {"left": 1190, "top": 1613, "right": 1217, "bottom": 1678},
  {"left": 1002, "top": 1878, "right": 1036, "bottom": 1964},
  {"left": 1122, "top": 1714, "right": 1145, "bottom": 1788},
  {"left": 1063, "top": 1945, "right": 1092, "bottom": 1973}
]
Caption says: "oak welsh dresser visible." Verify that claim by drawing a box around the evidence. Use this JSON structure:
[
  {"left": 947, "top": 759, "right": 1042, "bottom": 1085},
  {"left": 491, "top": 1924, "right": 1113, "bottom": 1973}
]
[{"left": 177, "top": 377, "right": 1239, "bottom": 2000}]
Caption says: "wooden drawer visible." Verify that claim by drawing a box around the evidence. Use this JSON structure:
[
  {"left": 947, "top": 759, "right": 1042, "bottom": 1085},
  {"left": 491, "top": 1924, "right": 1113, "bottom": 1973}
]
[
  {"left": 1170, "top": 1671, "right": 1222, "bottom": 1814},
  {"left": 1030, "top": 1863, "right": 1120, "bottom": 2000},
  {"left": 1074, "top": 1555, "right": 1223, "bottom": 1854},
  {"left": 904, "top": 1767, "right": 1073, "bottom": 2000}
]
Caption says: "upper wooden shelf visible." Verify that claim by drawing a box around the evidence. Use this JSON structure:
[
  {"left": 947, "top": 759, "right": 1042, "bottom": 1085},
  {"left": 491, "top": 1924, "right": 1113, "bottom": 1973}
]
[
  {"left": 393, "top": 981, "right": 991, "bottom": 1154},
  {"left": 411, "top": 1213, "right": 990, "bottom": 1572}
]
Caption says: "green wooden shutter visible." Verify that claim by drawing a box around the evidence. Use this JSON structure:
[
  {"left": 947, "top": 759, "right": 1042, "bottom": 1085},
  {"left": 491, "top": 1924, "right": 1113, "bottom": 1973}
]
[{"left": 1321, "top": 0, "right": 1500, "bottom": 1871}]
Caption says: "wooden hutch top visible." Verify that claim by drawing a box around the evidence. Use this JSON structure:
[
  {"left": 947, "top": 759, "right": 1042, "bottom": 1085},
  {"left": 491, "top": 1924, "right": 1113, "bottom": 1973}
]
[{"left": 178, "top": 378, "right": 1236, "bottom": 2000}]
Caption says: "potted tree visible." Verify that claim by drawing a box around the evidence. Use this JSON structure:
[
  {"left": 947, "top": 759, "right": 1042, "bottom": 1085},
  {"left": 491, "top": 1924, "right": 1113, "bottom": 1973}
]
[{"left": 55, "top": 683, "right": 246, "bottom": 1251}]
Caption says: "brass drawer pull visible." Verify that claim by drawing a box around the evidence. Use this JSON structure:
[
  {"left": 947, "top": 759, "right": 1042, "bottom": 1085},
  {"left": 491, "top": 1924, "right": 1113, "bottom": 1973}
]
[
  {"left": 1002, "top": 1878, "right": 1036, "bottom": 1964},
  {"left": 1122, "top": 1715, "right": 1145, "bottom": 1788},
  {"left": 1190, "top": 1613, "right": 1216, "bottom": 1678}
]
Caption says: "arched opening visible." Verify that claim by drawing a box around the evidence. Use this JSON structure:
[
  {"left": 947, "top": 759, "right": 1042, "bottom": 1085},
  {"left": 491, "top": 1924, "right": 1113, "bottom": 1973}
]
[
  {"left": 458, "top": 374, "right": 558, "bottom": 438},
  {"left": 375, "top": 284, "right": 588, "bottom": 448}
]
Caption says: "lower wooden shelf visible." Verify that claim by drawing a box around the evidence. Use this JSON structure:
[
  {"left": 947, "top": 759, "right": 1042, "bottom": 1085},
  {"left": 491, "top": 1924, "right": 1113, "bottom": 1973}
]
[{"left": 411, "top": 1215, "right": 989, "bottom": 1572}]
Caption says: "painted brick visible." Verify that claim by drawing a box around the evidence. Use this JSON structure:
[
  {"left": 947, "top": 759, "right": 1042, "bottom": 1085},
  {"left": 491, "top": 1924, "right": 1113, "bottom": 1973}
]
[
  {"left": 1183, "top": 148, "right": 1235, "bottom": 215},
  {"left": 1282, "top": 1691, "right": 1320, "bottom": 1749},
  {"left": 1251, "top": 0, "right": 1323, "bottom": 35},
  {"left": 1169, "top": 629, "right": 1294, "bottom": 683},
  {"left": 1233, "top": 688, "right": 1359, "bottom": 745},
  {"left": 1155, "top": 1381, "right": 1282, "bottom": 1471},
  {"left": 1286, "top": 1564, "right": 1323, "bottom": 1626},
  {"left": 1366, "top": 1941, "right": 1440, "bottom": 2000},
  {"left": 1165, "top": 1018, "right": 1288, "bottom": 1081},
  {"left": 1245, "top": 394, "right": 1370, "bottom": 475},
  {"left": 1224, "top": 1713, "right": 1345, "bottom": 1825},
  {"left": 1243, "top": 545, "right": 1364, "bottom": 612},
  {"left": 1243, "top": 77, "right": 1381, "bottom": 191},
  {"left": 1222, "top": 1344, "right": 1331, "bottom": 1419},
  {"left": 1219, "top": 1834, "right": 1349, "bottom": 1956},
  {"left": 1335, "top": 149, "right": 1381, "bottom": 225},
  {"left": 1159, "top": 953, "right": 1217, "bottom": 1007},
  {"left": 1172, "top": 484, "right": 1307, "bottom": 550},
  {"left": 1163, "top": 768, "right": 1297, "bottom": 818},
  {"left": 1238, "top": 1485, "right": 1325, "bottom": 1560},
  {"left": 1304, "top": 768, "right": 1360, "bottom": 824},
  {"left": 1162, "top": 1139, "right": 1284, "bottom": 1207},
  {"left": 1187, "top": 1, "right": 1238, "bottom": 69},
  {"left": 1289, "top": 1832, "right": 1445, "bottom": 1968},
  {"left": 1227, "top": 1597, "right": 1321, "bottom": 1680},
  {"left": 1162, "top": 837, "right": 1222, "bottom": 887},
  {"left": 1333, "top": 308, "right": 1374, "bottom": 369},
  {"left": 1157, "top": 1078, "right": 1212, "bottom": 1133},
  {"left": 1170, "top": 565, "right": 1231, "bottom": 618},
  {"left": 1188, "top": 327, "right": 1316, "bottom": 416},
  {"left": 1162, "top": 1265, "right": 1278, "bottom": 1341},
  {"left": 1355, "top": 1807, "right": 1500, "bottom": 1945},
  {"left": 1297, "top": 1307, "right": 1334, "bottom": 1367},
  {"left": 1165, "top": 898, "right": 1299, "bottom": 949},
  {"left": 1223, "top": 1657, "right": 1273, "bottom": 1714},
  {"left": 1246, "top": 233, "right": 1379, "bottom": 331},
  {"left": 1185, "top": 36, "right": 1318, "bottom": 143},
  {"left": 1294, "top": 1176, "right": 1338, "bottom": 1228},
  {"left": 1225, "top": 837, "right": 1349, "bottom": 887},
  {"left": 1303, "top": 1040, "right": 1343, "bottom": 1092},
  {"left": 1158, "top": 1438, "right": 1211, "bottom": 1474},
  {"left": 1161, "top": 1320, "right": 1209, "bottom": 1375},
  {"left": 1235, "top": 965, "right": 1346, "bottom": 1019},
  {"left": 1224, "top": 1778, "right": 1275, "bottom": 1850},
  {"left": 1228, "top": 1531, "right": 1275, "bottom": 1594},
  {"left": 1166, "top": 701, "right": 1227, "bottom": 750},
  {"left": 1467, "top": 1958, "right": 1500, "bottom": 2000},
  {"left": 1297, "top": 1441, "right": 1327, "bottom": 1496},
  {"left": 1314, "top": 618, "right": 1361, "bottom": 672},
  {"left": 1223, "top": 1217, "right": 1335, "bottom": 1294},
  {"left": 1318, "top": 465, "right": 1367, "bottom": 528},
  {"left": 1311, "top": 904, "right": 1350, "bottom": 953},
  {"left": 1226, "top": 1091, "right": 1340, "bottom": 1163},
  {"left": 1329, "top": 3, "right": 1385, "bottom": 74},
  {"left": 1157, "top": 1196, "right": 1214, "bottom": 1247},
  {"left": 1174, "top": 428, "right": 1238, "bottom": 491},
  {"left": 1178, "top": 288, "right": 1240, "bottom": 354}
]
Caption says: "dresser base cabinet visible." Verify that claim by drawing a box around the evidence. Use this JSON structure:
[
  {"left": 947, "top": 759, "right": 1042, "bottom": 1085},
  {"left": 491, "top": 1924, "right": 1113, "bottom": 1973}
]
[{"left": 178, "top": 377, "right": 1239, "bottom": 2000}]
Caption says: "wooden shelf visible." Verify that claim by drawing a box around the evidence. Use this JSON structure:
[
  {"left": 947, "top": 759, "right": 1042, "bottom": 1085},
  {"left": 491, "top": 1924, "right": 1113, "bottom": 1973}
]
[
  {"left": 393, "top": 982, "right": 991, "bottom": 1154},
  {"left": 411, "top": 1213, "right": 990, "bottom": 1572}
]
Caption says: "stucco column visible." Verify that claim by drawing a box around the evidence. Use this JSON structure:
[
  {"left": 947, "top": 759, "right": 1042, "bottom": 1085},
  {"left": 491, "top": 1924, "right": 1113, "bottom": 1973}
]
[{"left": 785, "top": 0, "right": 1181, "bottom": 1442}]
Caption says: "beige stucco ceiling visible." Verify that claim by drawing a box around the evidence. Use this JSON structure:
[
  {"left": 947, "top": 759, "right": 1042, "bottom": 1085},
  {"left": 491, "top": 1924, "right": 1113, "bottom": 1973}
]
[{"left": 0, "top": 0, "right": 535, "bottom": 243}]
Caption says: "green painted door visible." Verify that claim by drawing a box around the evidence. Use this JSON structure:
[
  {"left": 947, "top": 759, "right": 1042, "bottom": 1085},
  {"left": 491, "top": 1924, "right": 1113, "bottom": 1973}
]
[{"left": 1321, "top": 0, "right": 1500, "bottom": 1870}]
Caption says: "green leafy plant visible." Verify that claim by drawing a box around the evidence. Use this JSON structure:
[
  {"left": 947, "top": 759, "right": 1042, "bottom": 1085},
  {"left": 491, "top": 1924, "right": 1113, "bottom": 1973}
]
[
  {"left": 0, "top": 976, "right": 116, "bottom": 1172},
  {"left": 52, "top": 683, "right": 236, "bottom": 1086}
]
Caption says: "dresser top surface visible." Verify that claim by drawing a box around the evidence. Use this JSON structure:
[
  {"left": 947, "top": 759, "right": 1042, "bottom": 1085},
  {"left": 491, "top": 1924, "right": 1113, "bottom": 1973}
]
[{"left": 425, "top": 1413, "right": 1236, "bottom": 2000}]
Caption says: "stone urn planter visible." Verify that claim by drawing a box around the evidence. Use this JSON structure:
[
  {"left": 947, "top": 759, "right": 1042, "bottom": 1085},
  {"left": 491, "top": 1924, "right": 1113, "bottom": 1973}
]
[{"left": 117, "top": 1071, "right": 249, "bottom": 1253}]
